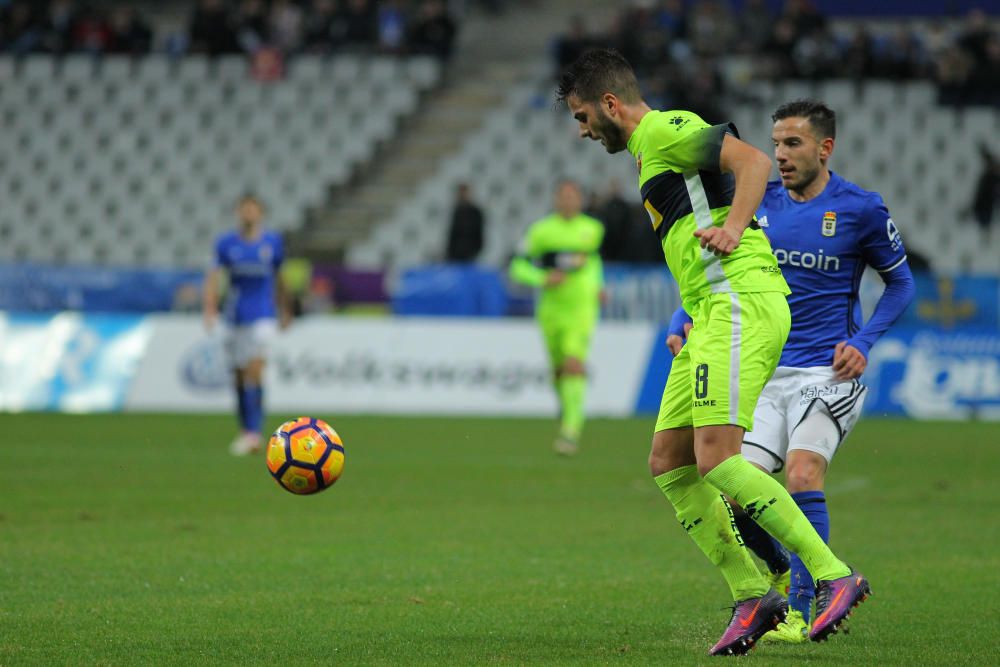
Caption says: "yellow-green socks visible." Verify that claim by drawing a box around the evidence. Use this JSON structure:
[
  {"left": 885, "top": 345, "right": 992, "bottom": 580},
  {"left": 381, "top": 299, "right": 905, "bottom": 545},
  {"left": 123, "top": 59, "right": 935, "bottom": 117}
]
[
  {"left": 557, "top": 374, "right": 586, "bottom": 441},
  {"left": 655, "top": 465, "right": 768, "bottom": 601},
  {"left": 704, "top": 455, "right": 851, "bottom": 582}
]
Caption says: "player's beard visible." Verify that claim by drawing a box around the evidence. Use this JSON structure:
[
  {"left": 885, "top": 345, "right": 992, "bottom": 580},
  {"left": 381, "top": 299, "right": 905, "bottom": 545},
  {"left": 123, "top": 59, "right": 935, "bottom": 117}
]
[
  {"left": 787, "top": 161, "right": 821, "bottom": 194},
  {"left": 593, "top": 110, "right": 627, "bottom": 154}
]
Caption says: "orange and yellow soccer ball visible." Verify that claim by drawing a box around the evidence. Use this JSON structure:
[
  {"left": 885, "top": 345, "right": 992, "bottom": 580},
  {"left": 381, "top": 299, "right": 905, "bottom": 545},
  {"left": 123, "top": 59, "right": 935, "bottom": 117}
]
[{"left": 266, "top": 417, "right": 345, "bottom": 495}]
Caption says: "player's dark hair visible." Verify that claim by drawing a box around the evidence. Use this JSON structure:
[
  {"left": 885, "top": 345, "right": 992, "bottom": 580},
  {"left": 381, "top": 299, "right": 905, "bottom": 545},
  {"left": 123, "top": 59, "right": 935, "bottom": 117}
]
[
  {"left": 772, "top": 99, "right": 836, "bottom": 140},
  {"left": 555, "top": 48, "right": 643, "bottom": 105}
]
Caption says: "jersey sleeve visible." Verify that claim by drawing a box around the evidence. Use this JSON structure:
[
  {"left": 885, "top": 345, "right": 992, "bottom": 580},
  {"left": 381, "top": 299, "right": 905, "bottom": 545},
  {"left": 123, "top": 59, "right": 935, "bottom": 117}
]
[
  {"left": 213, "top": 236, "right": 229, "bottom": 269},
  {"left": 659, "top": 119, "right": 737, "bottom": 174},
  {"left": 508, "top": 224, "right": 546, "bottom": 287},
  {"left": 271, "top": 233, "right": 285, "bottom": 268},
  {"left": 858, "top": 194, "right": 907, "bottom": 273}
]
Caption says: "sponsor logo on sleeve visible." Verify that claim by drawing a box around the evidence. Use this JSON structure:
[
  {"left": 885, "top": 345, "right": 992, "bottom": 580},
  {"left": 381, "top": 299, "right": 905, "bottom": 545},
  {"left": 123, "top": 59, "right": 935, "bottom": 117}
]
[{"left": 886, "top": 218, "right": 902, "bottom": 252}]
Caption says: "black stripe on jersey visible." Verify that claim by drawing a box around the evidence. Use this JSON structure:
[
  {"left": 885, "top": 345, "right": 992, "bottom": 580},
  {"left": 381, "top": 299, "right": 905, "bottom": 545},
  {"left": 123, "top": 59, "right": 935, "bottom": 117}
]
[
  {"left": 639, "top": 169, "right": 752, "bottom": 240},
  {"left": 640, "top": 171, "right": 692, "bottom": 240},
  {"left": 537, "top": 250, "right": 594, "bottom": 270},
  {"left": 846, "top": 261, "right": 866, "bottom": 339}
]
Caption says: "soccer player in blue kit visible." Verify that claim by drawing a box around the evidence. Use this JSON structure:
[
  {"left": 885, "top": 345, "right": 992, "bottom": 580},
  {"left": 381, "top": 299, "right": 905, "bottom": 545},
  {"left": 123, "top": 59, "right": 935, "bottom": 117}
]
[
  {"left": 203, "top": 194, "right": 291, "bottom": 455},
  {"left": 667, "top": 100, "right": 915, "bottom": 641}
]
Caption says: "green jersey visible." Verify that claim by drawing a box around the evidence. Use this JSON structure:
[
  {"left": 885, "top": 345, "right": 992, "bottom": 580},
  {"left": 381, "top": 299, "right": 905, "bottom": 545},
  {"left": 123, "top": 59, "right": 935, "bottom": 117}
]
[
  {"left": 627, "top": 109, "right": 788, "bottom": 309},
  {"left": 509, "top": 212, "right": 604, "bottom": 319}
]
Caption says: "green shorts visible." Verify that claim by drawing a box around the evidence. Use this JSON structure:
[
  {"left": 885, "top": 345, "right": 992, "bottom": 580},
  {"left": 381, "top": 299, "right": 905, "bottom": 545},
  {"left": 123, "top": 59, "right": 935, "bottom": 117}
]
[
  {"left": 539, "top": 313, "right": 596, "bottom": 368},
  {"left": 655, "top": 291, "right": 790, "bottom": 432}
]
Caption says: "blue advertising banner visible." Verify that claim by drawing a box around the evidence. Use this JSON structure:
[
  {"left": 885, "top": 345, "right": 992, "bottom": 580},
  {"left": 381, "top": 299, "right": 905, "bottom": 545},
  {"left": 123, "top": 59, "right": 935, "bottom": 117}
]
[
  {"left": 0, "top": 313, "right": 151, "bottom": 411},
  {"left": 636, "top": 323, "right": 1000, "bottom": 422},
  {"left": 865, "top": 327, "right": 1000, "bottom": 420},
  {"left": 0, "top": 263, "right": 202, "bottom": 313},
  {"left": 900, "top": 274, "right": 999, "bottom": 330}
]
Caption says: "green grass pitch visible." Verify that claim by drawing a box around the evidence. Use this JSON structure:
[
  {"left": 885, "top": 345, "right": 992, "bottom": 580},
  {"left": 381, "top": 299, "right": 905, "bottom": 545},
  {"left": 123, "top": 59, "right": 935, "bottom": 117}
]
[{"left": 2, "top": 414, "right": 998, "bottom": 665}]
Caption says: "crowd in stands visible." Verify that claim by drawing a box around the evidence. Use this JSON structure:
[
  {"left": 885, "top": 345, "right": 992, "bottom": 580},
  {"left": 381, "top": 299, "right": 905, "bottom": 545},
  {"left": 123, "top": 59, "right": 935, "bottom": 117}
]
[
  {"left": 0, "top": 1, "right": 153, "bottom": 56},
  {"left": 0, "top": 0, "right": 458, "bottom": 61},
  {"left": 555, "top": 1, "right": 1000, "bottom": 111},
  {"left": 187, "top": 0, "right": 456, "bottom": 60}
]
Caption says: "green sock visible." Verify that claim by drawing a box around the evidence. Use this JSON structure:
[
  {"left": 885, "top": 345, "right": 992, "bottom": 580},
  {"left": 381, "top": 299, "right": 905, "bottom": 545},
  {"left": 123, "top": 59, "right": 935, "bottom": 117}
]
[
  {"left": 557, "top": 374, "right": 586, "bottom": 441},
  {"left": 655, "top": 465, "right": 768, "bottom": 601},
  {"left": 704, "top": 455, "right": 851, "bottom": 582}
]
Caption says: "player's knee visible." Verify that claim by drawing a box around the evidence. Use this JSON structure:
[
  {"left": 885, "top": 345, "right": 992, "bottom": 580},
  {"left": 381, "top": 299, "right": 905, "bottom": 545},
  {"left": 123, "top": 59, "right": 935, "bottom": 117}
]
[
  {"left": 243, "top": 359, "right": 265, "bottom": 384},
  {"left": 785, "top": 457, "right": 826, "bottom": 493},
  {"left": 648, "top": 431, "right": 695, "bottom": 476},
  {"left": 696, "top": 459, "right": 720, "bottom": 478},
  {"left": 562, "top": 357, "right": 585, "bottom": 375},
  {"left": 648, "top": 447, "right": 668, "bottom": 476}
]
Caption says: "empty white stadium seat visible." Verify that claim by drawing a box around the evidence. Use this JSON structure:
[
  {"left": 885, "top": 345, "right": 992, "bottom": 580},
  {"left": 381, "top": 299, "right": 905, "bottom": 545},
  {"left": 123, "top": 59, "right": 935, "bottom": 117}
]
[{"left": 0, "top": 54, "right": 439, "bottom": 267}]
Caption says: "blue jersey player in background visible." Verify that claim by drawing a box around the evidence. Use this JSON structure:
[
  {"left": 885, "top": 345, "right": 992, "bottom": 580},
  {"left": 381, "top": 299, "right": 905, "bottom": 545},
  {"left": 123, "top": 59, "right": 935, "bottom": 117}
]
[
  {"left": 203, "top": 194, "right": 291, "bottom": 455},
  {"left": 667, "top": 100, "right": 915, "bottom": 642}
]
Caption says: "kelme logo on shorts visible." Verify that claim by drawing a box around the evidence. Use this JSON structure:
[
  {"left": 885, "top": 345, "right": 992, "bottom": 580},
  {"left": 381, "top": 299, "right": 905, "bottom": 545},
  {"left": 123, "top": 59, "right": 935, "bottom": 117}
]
[{"left": 669, "top": 115, "right": 690, "bottom": 130}]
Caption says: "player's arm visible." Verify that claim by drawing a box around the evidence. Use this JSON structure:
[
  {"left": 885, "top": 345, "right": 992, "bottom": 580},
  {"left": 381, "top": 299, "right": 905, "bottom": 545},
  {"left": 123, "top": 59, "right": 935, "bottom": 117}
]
[
  {"left": 273, "top": 235, "right": 293, "bottom": 329},
  {"left": 694, "top": 134, "right": 773, "bottom": 256},
  {"left": 275, "top": 270, "right": 293, "bottom": 329},
  {"left": 203, "top": 266, "right": 223, "bottom": 332},
  {"left": 509, "top": 228, "right": 563, "bottom": 288},
  {"left": 666, "top": 307, "right": 693, "bottom": 356},
  {"left": 833, "top": 199, "right": 916, "bottom": 380},
  {"left": 834, "top": 263, "right": 915, "bottom": 380}
]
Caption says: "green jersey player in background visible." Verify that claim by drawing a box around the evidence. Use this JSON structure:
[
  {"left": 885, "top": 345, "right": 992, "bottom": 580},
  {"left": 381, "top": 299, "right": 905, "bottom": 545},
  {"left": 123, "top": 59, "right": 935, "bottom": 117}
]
[
  {"left": 557, "top": 49, "right": 869, "bottom": 655},
  {"left": 509, "top": 180, "right": 604, "bottom": 456}
]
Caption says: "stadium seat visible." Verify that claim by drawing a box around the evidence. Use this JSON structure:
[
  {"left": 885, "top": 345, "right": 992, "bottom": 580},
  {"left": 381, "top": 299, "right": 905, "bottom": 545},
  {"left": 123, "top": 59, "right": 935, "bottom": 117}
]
[{"left": 0, "top": 54, "right": 439, "bottom": 267}]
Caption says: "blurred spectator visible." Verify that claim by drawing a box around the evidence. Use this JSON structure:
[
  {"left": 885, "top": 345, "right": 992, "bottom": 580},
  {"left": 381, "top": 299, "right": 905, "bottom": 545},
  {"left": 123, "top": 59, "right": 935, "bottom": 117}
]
[
  {"left": 841, "top": 26, "right": 875, "bottom": 78},
  {"left": 874, "top": 27, "right": 926, "bottom": 80},
  {"left": 967, "top": 33, "right": 1000, "bottom": 105},
  {"left": 337, "top": 0, "right": 378, "bottom": 49},
  {"left": 268, "top": 0, "right": 303, "bottom": 53},
  {"left": 189, "top": 0, "right": 237, "bottom": 55},
  {"left": 958, "top": 8, "right": 993, "bottom": 63},
  {"left": 934, "top": 44, "right": 973, "bottom": 106},
  {"left": 555, "top": 16, "right": 594, "bottom": 76},
  {"left": 737, "top": 0, "right": 771, "bottom": 53},
  {"left": 235, "top": 0, "right": 268, "bottom": 53},
  {"left": 971, "top": 145, "right": 1000, "bottom": 231},
  {"left": 595, "top": 181, "right": 632, "bottom": 263},
  {"left": 655, "top": 0, "right": 688, "bottom": 41},
  {"left": 107, "top": 6, "right": 153, "bottom": 56},
  {"left": 780, "top": 0, "right": 827, "bottom": 41},
  {"left": 1, "top": 2, "right": 41, "bottom": 54},
  {"left": 72, "top": 6, "right": 111, "bottom": 54},
  {"left": 251, "top": 45, "right": 285, "bottom": 81},
  {"left": 303, "top": 0, "right": 337, "bottom": 52},
  {"left": 763, "top": 17, "right": 798, "bottom": 77},
  {"left": 687, "top": 0, "right": 734, "bottom": 57},
  {"left": 408, "top": 0, "right": 456, "bottom": 61},
  {"left": 378, "top": 0, "right": 408, "bottom": 53},
  {"left": 39, "top": 0, "right": 77, "bottom": 54},
  {"left": 792, "top": 23, "right": 839, "bottom": 79},
  {"left": 445, "top": 183, "right": 484, "bottom": 263}
]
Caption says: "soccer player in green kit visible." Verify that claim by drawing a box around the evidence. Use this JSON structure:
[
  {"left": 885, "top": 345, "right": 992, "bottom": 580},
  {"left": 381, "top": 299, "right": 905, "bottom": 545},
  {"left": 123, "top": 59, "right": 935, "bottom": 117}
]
[
  {"left": 557, "top": 49, "right": 870, "bottom": 655},
  {"left": 510, "top": 180, "right": 604, "bottom": 456}
]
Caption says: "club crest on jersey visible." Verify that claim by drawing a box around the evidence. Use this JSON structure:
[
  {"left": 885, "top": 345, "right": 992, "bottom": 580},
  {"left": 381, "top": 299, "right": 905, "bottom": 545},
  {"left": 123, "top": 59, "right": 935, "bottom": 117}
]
[{"left": 822, "top": 211, "right": 837, "bottom": 237}]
